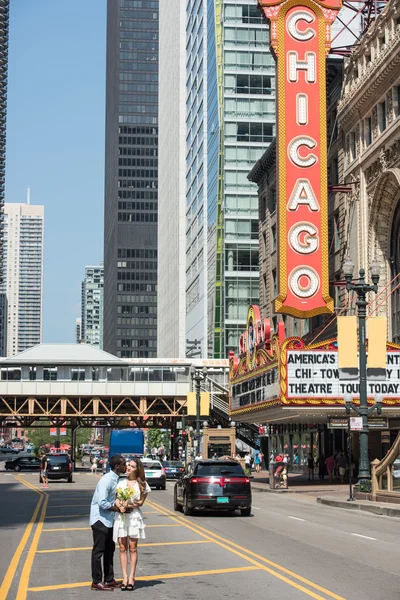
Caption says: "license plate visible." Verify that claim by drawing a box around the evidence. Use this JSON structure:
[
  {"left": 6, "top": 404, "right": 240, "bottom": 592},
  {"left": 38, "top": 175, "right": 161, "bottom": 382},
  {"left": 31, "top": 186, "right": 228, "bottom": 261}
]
[
  {"left": 147, "top": 472, "right": 154, "bottom": 477},
  {"left": 53, "top": 466, "right": 60, "bottom": 470},
  {"left": 170, "top": 469, "right": 176, "bottom": 473},
  {"left": 217, "top": 497, "right": 229, "bottom": 504}
]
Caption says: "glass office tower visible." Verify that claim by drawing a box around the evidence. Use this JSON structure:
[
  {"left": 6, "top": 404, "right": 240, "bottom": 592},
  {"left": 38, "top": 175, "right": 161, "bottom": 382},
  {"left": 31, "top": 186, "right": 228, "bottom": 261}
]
[
  {"left": 186, "top": 0, "right": 275, "bottom": 358},
  {"left": 103, "top": 0, "right": 159, "bottom": 358}
]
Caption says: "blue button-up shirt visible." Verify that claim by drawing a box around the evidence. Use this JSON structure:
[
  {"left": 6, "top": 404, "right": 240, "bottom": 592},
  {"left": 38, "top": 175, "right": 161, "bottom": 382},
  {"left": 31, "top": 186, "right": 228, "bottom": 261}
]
[{"left": 90, "top": 470, "right": 120, "bottom": 528}]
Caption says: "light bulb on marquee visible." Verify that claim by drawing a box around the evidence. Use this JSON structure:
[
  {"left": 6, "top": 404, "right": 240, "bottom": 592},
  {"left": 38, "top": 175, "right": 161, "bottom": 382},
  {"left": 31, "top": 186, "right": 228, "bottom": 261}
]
[{"left": 259, "top": 0, "right": 341, "bottom": 318}]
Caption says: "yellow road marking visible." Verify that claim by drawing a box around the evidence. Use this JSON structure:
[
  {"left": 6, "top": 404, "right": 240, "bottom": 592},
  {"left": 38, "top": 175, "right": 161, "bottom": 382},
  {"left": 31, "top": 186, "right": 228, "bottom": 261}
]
[
  {"left": 0, "top": 478, "right": 43, "bottom": 600},
  {"left": 28, "top": 566, "right": 260, "bottom": 592},
  {"left": 42, "top": 527, "right": 91, "bottom": 532},
  {"left": 16, "top": 483, "right": 49, "bottom": 600},
  {"left": 45, "top": 514, "right": 88, "bottom": 519},
  {"left": 36, "top": 540, "right": 211, "bottom": 554},
  {"left": 42, "top": 523, "right": 182, "bottom": 533},
  {"left": 146, "top": 523, "right": 182, "bottom": 528},
  {"left": 148, "top": 500, "right": 346, "bottom": 600}
]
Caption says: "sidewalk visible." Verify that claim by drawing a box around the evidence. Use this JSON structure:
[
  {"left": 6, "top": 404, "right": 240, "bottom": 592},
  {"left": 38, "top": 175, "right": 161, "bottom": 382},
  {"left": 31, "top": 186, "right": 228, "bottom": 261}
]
[
  {"left": 251, "top": 470, "right": 349, "bottom": 497},
  {"left": 251, "top": 471, "right": 400, "bottom": 517}
]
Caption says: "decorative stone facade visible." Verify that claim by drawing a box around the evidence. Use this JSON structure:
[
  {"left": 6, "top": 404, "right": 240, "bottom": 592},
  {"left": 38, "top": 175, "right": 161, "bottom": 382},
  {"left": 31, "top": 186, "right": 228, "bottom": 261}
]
[{"left": 338, "top": 0, "right": 400, "bottom": 340}]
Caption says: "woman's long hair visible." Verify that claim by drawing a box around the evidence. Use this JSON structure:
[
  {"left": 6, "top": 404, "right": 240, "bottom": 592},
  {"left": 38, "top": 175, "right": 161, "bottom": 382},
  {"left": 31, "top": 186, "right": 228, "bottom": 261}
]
[{"left": 129, "top": 458, "right": 146, "bottom": 496}]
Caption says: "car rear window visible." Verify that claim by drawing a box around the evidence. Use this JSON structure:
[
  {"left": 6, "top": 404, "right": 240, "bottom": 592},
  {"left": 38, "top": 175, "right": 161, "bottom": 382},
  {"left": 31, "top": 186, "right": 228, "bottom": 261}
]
[
  {"left": 48, "top": 455, "right": 69, "bottom": 464},
  {"left": 143, "top": 462, "right": 161, "bottom": 469},
  {"left": 195, "top": 462, "right": 245, "bottom": 476}
]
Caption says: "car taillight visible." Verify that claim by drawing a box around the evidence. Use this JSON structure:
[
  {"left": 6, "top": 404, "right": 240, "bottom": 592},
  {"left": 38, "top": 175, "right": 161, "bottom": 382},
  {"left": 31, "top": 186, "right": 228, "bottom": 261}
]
[
  {"left": 191, "top": 478, "right": 198, "bottom": 483},
  {"left": 180, "top": 468, "right": 184, "bottom": 472},
  {"left": 161, "top": 468, "right": 165, "bottom": 475},
  {"left": 69, "top": 463, "right": 72, "bottom": 472},
  {"left": 245, "top": 478, "right": 250, "bottom": 483}
]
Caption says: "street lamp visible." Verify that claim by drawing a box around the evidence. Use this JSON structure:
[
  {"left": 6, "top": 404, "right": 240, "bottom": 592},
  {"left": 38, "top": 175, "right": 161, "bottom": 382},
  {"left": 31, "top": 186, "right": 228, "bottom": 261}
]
[
  {"left": 343, "top": 258, "right": 381, "bottom": 492},
  {"left": 190, "top": 366, "right": 208, "bottom": 454}
]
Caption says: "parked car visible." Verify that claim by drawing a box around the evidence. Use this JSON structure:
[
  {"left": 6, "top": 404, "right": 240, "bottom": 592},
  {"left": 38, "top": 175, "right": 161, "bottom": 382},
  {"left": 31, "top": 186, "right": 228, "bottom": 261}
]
[
  {"left": 142, "top": 459, "right": 166, "bottom": 490},
  {"left": 162, "top": 460, "right": 184, "bottom": 479},
  {"left": 174, "top": 459, "right": 251, "bottom": 516},
  {"left": 5, "top": 455, "right": 41, "bottom": 472},
  {"left": 39, "top": 453, "right": 73, "bottom": 483},
  {"left": 0, "top": 445, "right": 19, "bottom": 454}
]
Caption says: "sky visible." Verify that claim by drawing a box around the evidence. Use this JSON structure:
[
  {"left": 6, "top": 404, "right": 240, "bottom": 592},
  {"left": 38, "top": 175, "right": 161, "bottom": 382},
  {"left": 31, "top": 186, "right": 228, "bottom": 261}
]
[{"left": 5, "top": 0, "right": 107, "bottom": 343}]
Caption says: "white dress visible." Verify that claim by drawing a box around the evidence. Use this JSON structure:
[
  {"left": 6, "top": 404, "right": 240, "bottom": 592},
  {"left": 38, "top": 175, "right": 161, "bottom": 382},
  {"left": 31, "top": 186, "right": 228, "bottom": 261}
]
[{"left": 113, "top": 479, "right": 151, "bottom": 543}]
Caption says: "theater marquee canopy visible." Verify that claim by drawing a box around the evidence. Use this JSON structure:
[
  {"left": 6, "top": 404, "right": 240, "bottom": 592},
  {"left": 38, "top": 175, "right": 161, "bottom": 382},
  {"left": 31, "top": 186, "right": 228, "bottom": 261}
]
[{"left": 229, "top": 306, "right": 400, "bottom": 424}]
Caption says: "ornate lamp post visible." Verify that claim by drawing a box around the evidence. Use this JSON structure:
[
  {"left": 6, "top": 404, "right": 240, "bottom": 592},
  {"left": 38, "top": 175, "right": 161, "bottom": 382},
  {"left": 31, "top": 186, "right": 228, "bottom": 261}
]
[
  {"left": 190, "top": 367, "right": 208, "bottom": 454},
  {"left": 343, "top": 258, "right": 382, "bottom": 492}
]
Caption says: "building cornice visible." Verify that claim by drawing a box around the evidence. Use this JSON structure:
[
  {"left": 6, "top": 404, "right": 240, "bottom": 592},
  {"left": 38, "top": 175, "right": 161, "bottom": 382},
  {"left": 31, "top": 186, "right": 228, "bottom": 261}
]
[
  {"left": 338, "top": 31, "right": 400, "bottom": 128},
  {"left": 248, "top": 139, "right": 276, "bottom": 185}
]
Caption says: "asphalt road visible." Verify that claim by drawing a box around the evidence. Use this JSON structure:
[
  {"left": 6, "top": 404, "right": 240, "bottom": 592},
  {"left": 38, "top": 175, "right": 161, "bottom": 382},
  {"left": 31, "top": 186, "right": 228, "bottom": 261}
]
[{"left": 0, "top": 472, "right": 399, "bottom": 600}]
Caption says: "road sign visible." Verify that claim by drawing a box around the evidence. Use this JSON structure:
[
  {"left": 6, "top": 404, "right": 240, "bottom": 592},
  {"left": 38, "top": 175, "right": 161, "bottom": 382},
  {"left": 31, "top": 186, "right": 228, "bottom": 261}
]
[{"left": 350, "top": 417, "right": 363, "bottom": 431}]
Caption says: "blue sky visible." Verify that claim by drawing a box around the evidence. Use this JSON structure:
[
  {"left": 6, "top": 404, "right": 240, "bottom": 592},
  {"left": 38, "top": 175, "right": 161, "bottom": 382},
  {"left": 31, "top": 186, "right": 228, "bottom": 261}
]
[{"left": 5, "top": 0, "right": 107, "bottom": 342}]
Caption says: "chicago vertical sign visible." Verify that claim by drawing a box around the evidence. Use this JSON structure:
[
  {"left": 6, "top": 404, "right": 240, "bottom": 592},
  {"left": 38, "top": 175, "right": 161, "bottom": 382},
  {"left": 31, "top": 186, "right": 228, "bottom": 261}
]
[{"left": 259, "top": 0, "right": 341, "bottom": 318}]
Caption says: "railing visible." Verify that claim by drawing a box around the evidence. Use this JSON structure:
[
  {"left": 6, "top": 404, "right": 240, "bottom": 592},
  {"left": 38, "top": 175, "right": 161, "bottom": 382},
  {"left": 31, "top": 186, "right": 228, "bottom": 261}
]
[
  {"left": 203, "top": 376, "right": 261, "bottom": 449},
  {"left": 371, "top": 432, "right": 400, "bottom": 500}
]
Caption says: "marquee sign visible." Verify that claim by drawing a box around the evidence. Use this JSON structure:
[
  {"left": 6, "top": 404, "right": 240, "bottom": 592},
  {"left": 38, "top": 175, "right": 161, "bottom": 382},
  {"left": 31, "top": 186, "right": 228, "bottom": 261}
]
[
  {"left": 287, "top": 350, "right": 400, "bottom": 398},
  {"left": 259, "top": 0, "right": 340, "bottom": 318}
]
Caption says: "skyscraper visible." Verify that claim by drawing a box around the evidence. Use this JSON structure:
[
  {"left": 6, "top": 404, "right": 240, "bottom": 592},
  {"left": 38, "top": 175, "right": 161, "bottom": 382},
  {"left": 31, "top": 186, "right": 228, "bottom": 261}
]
[
  {"left": 103, "top": 0, "right": 159, "bottom": 358},
  {"left": 157, "top": 0, "right": 186, "bottom": 358},
  {"left": 81, "top": 264, "right": 104, "bottom": 349},
  {"left": 1, "top": 203, "right": 44, "bottom": 356},
  {"left": 0, "top": 1, "right": 10, "bottom": 354},
  {"left": 0, "top": 0, "right": 9, "bottom": 281},
  {"left": 185, "top": 0, "right": 275, "bottom": 358}
]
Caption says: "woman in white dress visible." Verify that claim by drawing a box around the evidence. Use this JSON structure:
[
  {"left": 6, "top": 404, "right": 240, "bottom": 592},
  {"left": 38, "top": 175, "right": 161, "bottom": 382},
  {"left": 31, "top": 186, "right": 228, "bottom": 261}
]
[{"left": 113, "top": 458, "right": 151, "bottom": 590}]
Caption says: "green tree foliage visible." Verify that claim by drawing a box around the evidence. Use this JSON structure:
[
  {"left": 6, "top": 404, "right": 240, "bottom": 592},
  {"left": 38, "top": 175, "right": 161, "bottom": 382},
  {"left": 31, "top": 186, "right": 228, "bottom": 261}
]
[
  {"left": 146, "top": 429, "right": 168, "bottom": 454},
  {"left": 27, "top": 423, "right": 93, "bottom": 455}
]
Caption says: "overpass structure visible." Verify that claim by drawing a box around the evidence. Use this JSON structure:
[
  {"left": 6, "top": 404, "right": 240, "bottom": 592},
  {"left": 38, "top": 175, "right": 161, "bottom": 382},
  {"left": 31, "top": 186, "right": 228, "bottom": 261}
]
[
  {"left": 0, "top": 344, "right": 262, "bottom": 452},
  {"left": 0, "top": 344, "right": 229, "bottom": 430}
]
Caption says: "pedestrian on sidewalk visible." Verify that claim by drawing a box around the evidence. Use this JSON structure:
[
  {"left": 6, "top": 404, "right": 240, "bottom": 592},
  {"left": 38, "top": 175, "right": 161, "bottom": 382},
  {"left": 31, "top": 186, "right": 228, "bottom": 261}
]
[
  {"left": 318, "top": 455, "right": 326, "bottom": 480},
  {"left": 259, "top": 451, "right": 264, "bottom": 471},
  {"left": 337, "top": 451, "right": 347, "bottom": 483},
  {"left": 244, "top": 452, "right": 251, "bottom": 470},
  {"left": 40, "top": 453, "right": 48, "bottom": 489},
  {"left": 254, "top": 452, "right": 261, "bottom": 473},
  {"left": 91, "top": 456, "right": 98, "bottom": 475},
  {"left": 325, "top": 455, "right": 335, "bottom": 483},
  {"left": 307, "top": 453, "right": 315, "bottom": 481},
  {"left": 90, "top": 454, "right": 127, "bottom": 591}
]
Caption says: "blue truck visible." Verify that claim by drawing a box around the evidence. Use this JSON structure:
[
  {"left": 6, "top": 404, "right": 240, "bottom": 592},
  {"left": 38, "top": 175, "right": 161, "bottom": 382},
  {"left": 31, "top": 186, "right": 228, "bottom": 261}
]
[{"left": 108, "top": 429, "right": 144, "bottom": 463}]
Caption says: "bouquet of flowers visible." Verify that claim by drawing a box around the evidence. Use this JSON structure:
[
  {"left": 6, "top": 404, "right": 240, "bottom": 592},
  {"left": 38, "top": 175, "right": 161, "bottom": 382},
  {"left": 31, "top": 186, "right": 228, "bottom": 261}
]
[
  {"left": 116, "top": 485, "right": 139, "bottom": 524},
  {"left": 116, "top": 485, "right": 139, "bottom": 504}
]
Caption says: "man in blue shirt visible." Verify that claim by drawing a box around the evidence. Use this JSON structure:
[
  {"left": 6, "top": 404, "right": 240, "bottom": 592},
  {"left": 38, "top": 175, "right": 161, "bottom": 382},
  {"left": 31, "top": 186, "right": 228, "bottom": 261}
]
[{"left": 90, "top": 454, "right": 127, "bottom": 591}]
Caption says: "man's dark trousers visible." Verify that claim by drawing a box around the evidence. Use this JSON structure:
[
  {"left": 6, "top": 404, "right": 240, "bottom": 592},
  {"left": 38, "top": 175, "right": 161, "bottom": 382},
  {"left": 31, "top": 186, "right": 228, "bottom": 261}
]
[{"left": 91, "top": 520, "right": 115, "bottom": 584}]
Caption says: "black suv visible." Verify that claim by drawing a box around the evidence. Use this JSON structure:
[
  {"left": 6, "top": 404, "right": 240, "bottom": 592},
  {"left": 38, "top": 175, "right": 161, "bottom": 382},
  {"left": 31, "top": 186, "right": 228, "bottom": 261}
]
[
  {"left": 174, "top": 460, "right": 251, "bottom": 516},
  {"left": 40, "top": 454, "right": 73, "bottom": 483}
]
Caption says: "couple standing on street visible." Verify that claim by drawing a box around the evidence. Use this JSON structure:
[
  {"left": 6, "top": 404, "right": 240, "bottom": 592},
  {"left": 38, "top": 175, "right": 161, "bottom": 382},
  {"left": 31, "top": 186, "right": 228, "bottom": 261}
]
[{"left": 90, "top": 454, "right": 151, "bottom": 591}]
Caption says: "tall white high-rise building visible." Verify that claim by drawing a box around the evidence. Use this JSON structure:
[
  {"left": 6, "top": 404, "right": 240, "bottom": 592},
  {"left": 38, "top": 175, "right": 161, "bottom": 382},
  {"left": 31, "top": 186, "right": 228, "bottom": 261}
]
[
  {"left": 1, "top": 203, "right": 44, "bottom": 356},
  {"left": 157, "top": 0, "right": 187, "bottom": 358},
  {"left": 81, "top": 264, "right": 104, "bottom": 349},
  {"left": 185, "top": 0, "right": 275, "bottom": 358}
]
